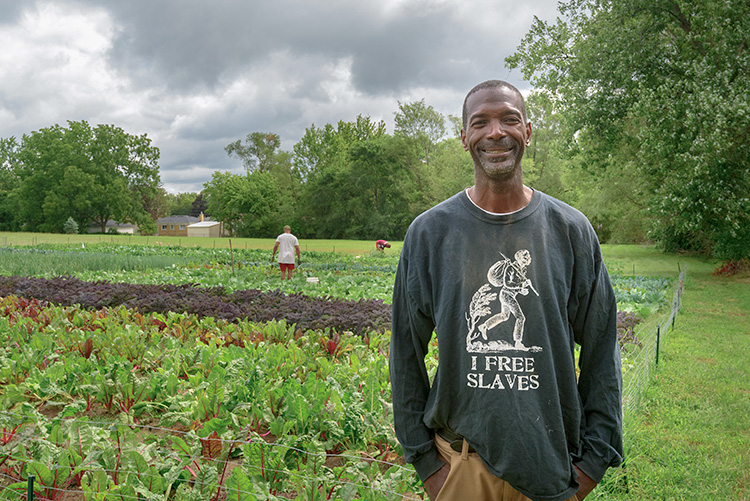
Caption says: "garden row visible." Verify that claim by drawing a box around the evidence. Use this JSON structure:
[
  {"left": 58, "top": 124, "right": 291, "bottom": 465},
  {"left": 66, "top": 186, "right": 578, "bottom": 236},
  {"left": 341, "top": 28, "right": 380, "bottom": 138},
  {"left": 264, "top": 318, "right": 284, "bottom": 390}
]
[
  {"left": 0, "top": 275, "right": 391, "bottom": 336},
  {"left": 0, "top": 295, "right": 418, "bottom": 500},
  {"left": 0, "top": 245, "right": 397, "bottom": 302}
]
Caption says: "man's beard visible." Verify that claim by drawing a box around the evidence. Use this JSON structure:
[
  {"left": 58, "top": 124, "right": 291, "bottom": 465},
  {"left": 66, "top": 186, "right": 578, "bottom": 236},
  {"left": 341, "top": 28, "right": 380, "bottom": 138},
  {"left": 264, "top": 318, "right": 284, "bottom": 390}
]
[{"left": 474, "top": 139, "right": 523, "bottom": 180}]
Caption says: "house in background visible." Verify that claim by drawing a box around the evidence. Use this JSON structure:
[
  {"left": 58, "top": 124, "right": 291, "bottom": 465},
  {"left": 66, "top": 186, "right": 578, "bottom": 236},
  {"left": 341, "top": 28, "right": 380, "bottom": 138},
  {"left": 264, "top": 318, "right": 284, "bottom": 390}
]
[
  {"left": 157, "top": 215, "right": 200, "bottom": 237},
  {"left": 87, "top": 220, "right": 139, "bottom": 234}
]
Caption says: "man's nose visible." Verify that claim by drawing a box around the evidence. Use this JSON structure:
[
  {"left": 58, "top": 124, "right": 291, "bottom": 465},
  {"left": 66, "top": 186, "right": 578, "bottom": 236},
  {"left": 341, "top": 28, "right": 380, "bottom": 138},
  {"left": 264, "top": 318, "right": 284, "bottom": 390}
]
[{"left": 486, "top": 120, "right": 506, "bottom": 139}]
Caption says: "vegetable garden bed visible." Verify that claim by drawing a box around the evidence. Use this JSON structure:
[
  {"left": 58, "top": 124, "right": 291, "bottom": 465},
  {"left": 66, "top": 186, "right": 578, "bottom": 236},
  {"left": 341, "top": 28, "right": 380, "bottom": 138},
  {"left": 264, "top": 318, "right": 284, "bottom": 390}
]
[
  {"left": 0, "top": 296, "right": 415, "bottom": 500},
  {"left": 0, "top": 243, "right": 676, "bottom": 500}
]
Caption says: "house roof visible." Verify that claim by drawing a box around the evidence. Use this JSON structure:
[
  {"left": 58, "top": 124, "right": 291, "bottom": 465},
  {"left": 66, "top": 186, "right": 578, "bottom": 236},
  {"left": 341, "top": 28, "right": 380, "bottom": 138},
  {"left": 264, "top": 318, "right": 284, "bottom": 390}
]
[
  {"left": 187, "top": 221, "right": 220, "bottom": 228},
  {"left": 157, "top": 215, "right": 201, "bottom": 224}
]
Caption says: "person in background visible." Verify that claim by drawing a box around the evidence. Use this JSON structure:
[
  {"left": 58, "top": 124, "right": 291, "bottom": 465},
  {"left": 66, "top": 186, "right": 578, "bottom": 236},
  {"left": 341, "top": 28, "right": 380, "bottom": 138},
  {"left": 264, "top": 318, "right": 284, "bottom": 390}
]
[
  {"left": 271, "top": 225, "right": 301, "bottom": 280},
  {"left": 389, "top": 80, "right": 623, "bottom": 501},
  {"left": 376, "top": 239, "right": 391, "bottom": 251}
]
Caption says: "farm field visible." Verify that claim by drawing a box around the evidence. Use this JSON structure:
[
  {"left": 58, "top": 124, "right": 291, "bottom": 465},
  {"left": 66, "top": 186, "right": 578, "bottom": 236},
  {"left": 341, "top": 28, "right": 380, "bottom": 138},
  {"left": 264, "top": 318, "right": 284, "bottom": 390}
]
[
  {"left": 0, "top": 235, "right": 720, "bottom": 500},
  {"left": 0, "top": 233, "right": 394, "bottom": 256}
]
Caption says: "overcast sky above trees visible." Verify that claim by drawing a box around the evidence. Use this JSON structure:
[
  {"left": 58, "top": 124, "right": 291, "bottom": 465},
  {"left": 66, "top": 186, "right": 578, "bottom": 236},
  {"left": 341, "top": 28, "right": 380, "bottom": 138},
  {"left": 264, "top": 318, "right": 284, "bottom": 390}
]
[{"left": 0, "top": 0, "right": 559, "bottom": 194}]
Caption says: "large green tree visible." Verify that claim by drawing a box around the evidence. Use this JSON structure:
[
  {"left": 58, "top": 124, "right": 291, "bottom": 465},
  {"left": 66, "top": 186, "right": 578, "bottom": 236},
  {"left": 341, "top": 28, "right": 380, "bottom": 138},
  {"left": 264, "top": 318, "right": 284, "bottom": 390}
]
[
  {"left": 507, "top": 0, "right": 750, "bottom": 259},
  {"left": 422, "top": 137, "right": 475, "bottom": 206},
  {"left": 522, "top": 91, "right": 567, "bottom": 200},
  {"left": 140, "top": 186, "right": 170, "bottom": 222},
  {"left": 225, "top": 132, "right": 301, "bottom": 233},
  {"left": 225, "top": 132, "right": 282, "bottom": 174},
  {"left": 394, "top": 99, "right": 447, "bottom": 165},
  {"left": 341, "top": 135, "right": 421, "bottom": 239},
  {"left": 11, "top": 121, "right": 161, "bottom": 233},
  {"left": 202, "top": 171, "right": 280, "bottom": 238},
  {"left": 202, "top": 172, "right": 242, "bottom": 236},
  {"left": 294, "top": 115, "right": 388, "bottom": 179},
  {"left": 166, "top": 192, "right": 199, "bottom": 216},
  {"left": 295, "top": 116, "right": 391, "bottom": 238}
]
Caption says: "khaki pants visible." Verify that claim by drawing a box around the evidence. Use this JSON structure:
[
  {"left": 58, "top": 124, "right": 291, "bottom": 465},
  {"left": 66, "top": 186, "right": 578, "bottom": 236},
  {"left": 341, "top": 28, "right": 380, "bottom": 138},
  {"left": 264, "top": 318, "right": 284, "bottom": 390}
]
[{"left": 433, "top": 434, "right": 580, "bottom": 501}]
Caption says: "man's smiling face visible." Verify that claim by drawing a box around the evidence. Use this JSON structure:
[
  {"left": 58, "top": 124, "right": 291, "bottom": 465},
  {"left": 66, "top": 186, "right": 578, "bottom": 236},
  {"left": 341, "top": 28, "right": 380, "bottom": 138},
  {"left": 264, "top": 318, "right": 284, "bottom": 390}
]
[{"left": 461, "top": 86, "right": 532, "bottom": 182}]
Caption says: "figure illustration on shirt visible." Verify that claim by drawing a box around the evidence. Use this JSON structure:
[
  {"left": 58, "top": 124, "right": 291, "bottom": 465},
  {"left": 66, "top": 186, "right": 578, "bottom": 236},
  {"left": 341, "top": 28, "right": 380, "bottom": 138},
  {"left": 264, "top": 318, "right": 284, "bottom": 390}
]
[{"left": 465, "top": 249, "right": 541, "bottom": 353}]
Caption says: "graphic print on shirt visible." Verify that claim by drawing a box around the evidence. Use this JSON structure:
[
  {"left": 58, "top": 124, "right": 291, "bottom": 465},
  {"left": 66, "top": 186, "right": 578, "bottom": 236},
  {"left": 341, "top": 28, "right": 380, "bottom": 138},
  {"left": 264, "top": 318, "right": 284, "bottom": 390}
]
[
  {"left": 465, "top": 249, "right": 542, "bottom": 391},
  {"left": 465, "top": 249, "right": 542, "bottom": 353}
]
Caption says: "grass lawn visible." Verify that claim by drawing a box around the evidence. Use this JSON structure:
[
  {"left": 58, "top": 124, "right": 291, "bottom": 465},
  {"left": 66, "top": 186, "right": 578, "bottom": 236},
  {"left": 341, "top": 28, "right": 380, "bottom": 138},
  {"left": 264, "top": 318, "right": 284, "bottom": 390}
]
[{"left": 600, "top": 258, "right": 750, "bottom": 500}]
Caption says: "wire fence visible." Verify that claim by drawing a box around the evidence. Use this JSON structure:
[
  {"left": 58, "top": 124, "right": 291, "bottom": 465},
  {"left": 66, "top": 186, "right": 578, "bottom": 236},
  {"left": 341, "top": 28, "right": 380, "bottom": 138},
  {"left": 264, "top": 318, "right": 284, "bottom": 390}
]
[
  {"left": 0, "top": 269, "right": 686, "bottom": 501},
  {"left": 621, "top": 266, "right": 686, "bottom": 414}
]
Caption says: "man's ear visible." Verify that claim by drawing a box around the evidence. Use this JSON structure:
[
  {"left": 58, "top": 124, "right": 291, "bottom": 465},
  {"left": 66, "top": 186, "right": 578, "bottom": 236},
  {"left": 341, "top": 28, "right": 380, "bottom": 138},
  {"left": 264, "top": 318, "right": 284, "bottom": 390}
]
[
  {"left": 525, "top": 122, "right": 532, "bottom": 147},
  {"left": 460, "top": 129, "right": 469, "bottom": 151}
]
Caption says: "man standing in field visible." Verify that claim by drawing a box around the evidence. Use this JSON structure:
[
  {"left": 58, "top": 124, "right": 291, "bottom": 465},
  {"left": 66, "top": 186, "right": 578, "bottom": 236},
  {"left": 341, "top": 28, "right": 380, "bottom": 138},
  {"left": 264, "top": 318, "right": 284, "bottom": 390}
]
[
  {"left": 271, "top": 225, "right": 301, "bottom": 280},
  {"left": 390, "top": 80, "right": 623, "bottom": 500}
]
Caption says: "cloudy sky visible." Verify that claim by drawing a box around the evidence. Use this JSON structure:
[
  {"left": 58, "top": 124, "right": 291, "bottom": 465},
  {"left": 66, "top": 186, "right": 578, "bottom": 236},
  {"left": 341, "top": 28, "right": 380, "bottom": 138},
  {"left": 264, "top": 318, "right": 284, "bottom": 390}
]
[{"left": 0, "top": 0, "right": 560, "bottom": 194}]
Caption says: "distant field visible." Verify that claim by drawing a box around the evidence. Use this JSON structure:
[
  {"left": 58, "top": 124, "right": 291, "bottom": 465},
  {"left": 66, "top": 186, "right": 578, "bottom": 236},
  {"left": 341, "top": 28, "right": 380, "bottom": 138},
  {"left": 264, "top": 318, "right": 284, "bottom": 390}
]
[
  {"left": 0, "top": 232, "right": 720, "bottom": 274},
  {"left": 601, "top": 244, "right": 718, "bottom": 277},
  {"left": 0, "top": 231, "right": 402, "bottom": 255}
]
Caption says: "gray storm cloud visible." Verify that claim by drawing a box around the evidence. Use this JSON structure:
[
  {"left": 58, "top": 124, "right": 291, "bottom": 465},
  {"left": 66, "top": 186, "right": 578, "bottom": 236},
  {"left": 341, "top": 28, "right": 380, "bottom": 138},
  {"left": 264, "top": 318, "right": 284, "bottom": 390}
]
[{"left": 0, "top": 0, "right": 558, "bottom": 193}]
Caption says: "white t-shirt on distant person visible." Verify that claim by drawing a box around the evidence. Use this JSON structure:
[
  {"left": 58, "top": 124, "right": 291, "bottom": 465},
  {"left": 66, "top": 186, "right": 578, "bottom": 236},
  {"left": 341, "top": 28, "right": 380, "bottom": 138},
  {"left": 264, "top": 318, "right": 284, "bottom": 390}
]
[{"left": 276, "top": 233, "right": 299, "bottom": 264}]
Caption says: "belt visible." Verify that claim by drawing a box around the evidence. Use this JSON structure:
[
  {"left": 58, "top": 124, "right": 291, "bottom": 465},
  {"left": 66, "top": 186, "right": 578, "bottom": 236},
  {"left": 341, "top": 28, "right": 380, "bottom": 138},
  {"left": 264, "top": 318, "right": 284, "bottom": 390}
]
[{"left": 437, "top": 428, "right": 476, "bottom": 453}]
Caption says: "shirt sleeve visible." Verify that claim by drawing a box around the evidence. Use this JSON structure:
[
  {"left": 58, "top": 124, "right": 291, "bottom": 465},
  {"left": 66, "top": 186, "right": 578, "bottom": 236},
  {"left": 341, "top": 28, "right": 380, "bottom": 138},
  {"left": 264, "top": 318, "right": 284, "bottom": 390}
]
[
  {"left": 570, "top": 239, "right": 624, "bottom": 482},
  {"left": 389, "top": 250, "right": 445, "bottom": 481}
]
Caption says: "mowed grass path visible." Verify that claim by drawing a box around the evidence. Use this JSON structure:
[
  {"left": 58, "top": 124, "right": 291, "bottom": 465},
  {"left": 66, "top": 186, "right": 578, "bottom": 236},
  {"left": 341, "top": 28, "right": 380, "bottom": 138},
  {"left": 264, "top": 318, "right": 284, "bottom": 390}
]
[{"left": 604, "top": 258, "right": 750, "bottom": 499}]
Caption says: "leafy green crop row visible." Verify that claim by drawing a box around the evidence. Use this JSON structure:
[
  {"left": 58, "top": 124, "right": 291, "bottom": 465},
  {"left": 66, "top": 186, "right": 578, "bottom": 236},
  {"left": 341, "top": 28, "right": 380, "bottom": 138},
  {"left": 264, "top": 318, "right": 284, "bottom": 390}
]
[
  {"left": 1, "top": 244, "right": 672, "bottom": 308},
  {"left": 0, "top": 244, "right": 397, "bottom": 302},
  {"left": 0, "top": 296, "right": 419, "bottom": 500},
  {"left": 0, "top": 275, "right": 391, "bottom": 336}
]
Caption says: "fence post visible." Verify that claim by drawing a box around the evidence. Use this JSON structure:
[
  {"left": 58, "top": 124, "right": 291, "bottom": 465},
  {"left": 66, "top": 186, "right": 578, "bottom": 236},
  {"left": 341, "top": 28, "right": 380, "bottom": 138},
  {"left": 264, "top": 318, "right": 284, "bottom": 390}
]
[
  {"left": 655, "top": 326, "right": 661, "bottom": 367},
  {"left": 229, "top": 239, "right": 235, "bottom": 276},
  {"left": 27, "top": 475, "right": 35, "bottom": 501}
]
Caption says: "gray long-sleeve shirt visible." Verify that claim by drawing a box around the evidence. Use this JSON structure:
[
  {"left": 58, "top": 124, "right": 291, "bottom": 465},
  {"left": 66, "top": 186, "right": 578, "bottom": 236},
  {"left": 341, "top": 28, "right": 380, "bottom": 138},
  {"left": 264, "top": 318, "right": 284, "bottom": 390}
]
[{"left": 389, "top": 190, "right": 623, "bottom": 501}]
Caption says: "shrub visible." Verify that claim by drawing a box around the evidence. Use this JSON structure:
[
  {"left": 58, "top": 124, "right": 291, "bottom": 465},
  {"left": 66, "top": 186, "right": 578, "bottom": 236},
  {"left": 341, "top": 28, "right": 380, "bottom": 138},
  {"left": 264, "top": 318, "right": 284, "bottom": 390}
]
[
  {"left": 63, "top": 217, "right": 79, "bottom": 234},
  {"left": 617, "top": 310, "right": 643, "bottom": 352},
  {"left": 713, "top": 259, "right": 750, "bottom": 277}
]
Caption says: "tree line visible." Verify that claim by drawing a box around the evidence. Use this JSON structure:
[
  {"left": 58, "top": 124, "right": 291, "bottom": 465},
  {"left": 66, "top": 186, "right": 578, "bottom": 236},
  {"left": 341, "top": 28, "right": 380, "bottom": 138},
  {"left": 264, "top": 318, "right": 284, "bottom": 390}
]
[
  {"left": 1, "top": 0, "right": 747, "bottom": 260},
  {"left": 0, "top": 122, "right": 162, "bottom": 235},
  {"left": 202, "top": 105, "right": 473, "bottom": 241}
]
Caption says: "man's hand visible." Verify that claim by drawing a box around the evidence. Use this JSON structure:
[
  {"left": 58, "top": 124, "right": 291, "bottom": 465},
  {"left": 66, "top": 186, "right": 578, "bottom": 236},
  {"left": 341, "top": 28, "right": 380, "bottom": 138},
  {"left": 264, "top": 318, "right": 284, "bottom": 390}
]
[
  {"left": 574, "top": 465, "right": 597, "bottom": 500},
  {"left": 423, "top": 463, "right": 450, "bottom": 500}
]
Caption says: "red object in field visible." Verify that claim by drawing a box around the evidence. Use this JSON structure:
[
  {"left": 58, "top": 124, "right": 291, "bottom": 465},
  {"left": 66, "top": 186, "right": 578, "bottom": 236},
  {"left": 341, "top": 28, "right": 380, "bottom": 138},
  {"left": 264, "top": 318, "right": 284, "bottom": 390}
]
[{"left": 376, "top": 239, "right": 391, "bottom": 251}]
